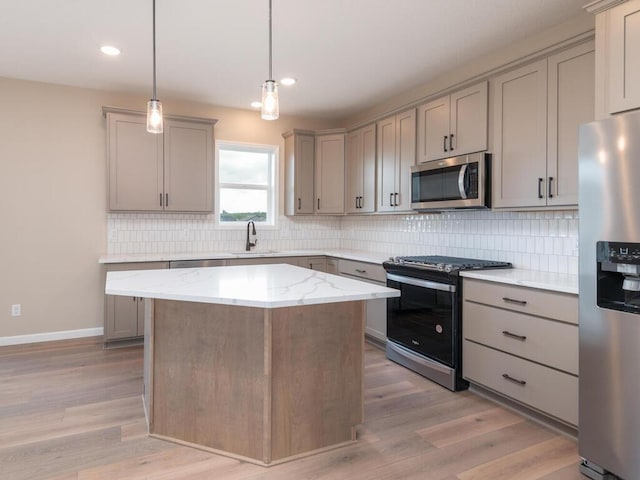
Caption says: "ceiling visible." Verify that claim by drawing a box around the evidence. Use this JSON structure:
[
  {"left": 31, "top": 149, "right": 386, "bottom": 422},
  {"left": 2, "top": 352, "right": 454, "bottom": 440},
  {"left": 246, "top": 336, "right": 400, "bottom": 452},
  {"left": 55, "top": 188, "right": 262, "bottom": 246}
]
[{"left": 0, "top": 0, "right": 589, "bottom": 120}]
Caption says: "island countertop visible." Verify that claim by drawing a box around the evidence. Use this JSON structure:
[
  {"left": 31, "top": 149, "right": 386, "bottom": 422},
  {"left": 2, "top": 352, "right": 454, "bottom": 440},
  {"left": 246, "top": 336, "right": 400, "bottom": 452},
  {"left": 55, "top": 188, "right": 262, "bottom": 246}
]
[{"left": 106, "top": 263, "right": 399, "bottom": 308}]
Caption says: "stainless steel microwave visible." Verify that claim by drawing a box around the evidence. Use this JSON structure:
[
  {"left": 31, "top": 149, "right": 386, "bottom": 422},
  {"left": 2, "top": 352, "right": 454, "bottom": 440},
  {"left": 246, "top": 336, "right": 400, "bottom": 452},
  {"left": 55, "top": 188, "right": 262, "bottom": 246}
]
[{"left": 410, "top": 152, "right": 490, "bottom": 211}]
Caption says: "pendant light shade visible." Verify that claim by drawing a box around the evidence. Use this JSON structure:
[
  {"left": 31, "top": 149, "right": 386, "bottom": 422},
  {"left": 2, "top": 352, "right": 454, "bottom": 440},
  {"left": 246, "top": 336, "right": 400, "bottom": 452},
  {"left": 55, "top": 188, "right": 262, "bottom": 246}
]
[
  {"left": 146, "top": 0, "right": 163, "bottom": 133},
  {"left": 146, "top": 99, "right": 163, "bottom": 133},
  {"left": 261, "top": 80, "right": 279, "bottom": 120},
  {"left": 261, "top": 0, "right": 279, "bottom": 120}
]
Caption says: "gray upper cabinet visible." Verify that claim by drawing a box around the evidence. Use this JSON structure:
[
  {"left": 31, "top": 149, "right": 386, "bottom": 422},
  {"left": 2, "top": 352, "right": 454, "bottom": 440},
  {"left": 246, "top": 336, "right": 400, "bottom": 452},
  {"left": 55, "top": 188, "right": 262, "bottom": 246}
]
[
  {"left": 376, "top": 109, "right": 416, "bottom": 212},
  {"left": 345, "top": 124, "right": 376, "bottom": 214},
  {"left": 492, "top": 59, "right": 548, "bottom": 208},
  {"left": 417, "top": 81, "right": 488, "bottom": 163},
  {"left": 492, "top": 42, "right": 594, "bottom": 208},
  {"left": 105, "top": 108, "right": 215, "bottom": 213},
  {"left": 107, "top": 113, "right": 163, "bottom": 211},
  {"left": 163, "top": 119, "right": 214, "bottom": 212},
  {"left": 315, "top": 132, "right": 345, "bottom": 214},
  {"left": 283, "top": 130, "right": 315, "bottom": 215},
  {"left": 547, "top": 42, "right": 595, "bottom": 206},
  {"left": 603, "top": 0, "right": 640, "bottom": 115}
]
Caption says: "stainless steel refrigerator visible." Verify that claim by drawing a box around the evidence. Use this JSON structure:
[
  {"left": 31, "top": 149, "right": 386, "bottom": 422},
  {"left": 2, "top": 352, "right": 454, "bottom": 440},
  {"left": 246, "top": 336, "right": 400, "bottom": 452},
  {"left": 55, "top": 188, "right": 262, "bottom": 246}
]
[{"left": 579, "top": 109, "right": 640, "bottom": 480}]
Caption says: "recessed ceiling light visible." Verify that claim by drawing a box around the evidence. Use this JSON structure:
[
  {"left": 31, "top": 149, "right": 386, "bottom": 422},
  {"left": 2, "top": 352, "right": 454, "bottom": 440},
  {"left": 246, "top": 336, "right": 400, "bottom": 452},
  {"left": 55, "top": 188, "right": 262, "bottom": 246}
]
[
  {"left": 100, "top": 45, "right": 121, "bottom": 56},
  {"left": 280, "top": 77, "right": 296, "bottom": 86},
  {"left": 250, "top": 101, "right": 262, "bottom": 109}
]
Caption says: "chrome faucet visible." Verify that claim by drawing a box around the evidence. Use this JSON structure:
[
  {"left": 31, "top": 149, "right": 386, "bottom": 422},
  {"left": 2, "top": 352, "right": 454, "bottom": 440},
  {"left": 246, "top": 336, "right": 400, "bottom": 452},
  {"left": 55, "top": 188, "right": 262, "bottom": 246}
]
[{"left": 246, "top": 221, "right": 257, "bottom": 251}]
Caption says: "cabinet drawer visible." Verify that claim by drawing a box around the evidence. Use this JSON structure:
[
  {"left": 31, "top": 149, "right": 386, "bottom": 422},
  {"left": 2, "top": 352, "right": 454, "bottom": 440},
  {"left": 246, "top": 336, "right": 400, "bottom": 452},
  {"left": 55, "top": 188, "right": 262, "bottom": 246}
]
[
  {"left": 463, "top": 278, "right": 578, "bottom": 324},
  {"left": 338, "top": 259, "right": 386, "bottom": 283},
  {"left": 464, "top": 302, "right": 578, "bottom": 375},
  {"left": 463, "top": 340, "right": 578, "bottom": 426}
]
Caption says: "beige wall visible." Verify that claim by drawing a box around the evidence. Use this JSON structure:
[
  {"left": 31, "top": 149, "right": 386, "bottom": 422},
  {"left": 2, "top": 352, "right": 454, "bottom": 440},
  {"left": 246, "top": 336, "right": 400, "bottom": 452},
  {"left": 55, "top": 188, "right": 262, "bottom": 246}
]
[{"left": 0, "top": 77, "right": 335, "bottom": 339}]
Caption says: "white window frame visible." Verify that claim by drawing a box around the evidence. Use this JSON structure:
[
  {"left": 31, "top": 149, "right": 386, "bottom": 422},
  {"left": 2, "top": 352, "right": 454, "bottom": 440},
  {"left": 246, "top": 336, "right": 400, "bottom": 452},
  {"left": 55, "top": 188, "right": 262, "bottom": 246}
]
[{"left": 215, "top": 140, "right": 278, "bottom": 229}]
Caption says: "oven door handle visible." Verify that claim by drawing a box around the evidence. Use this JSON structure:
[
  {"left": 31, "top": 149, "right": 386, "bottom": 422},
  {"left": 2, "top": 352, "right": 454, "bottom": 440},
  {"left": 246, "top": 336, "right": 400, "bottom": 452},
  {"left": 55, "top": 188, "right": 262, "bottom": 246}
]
[{"left": 387, "top": 273, "right": 456, "bottom": 292}]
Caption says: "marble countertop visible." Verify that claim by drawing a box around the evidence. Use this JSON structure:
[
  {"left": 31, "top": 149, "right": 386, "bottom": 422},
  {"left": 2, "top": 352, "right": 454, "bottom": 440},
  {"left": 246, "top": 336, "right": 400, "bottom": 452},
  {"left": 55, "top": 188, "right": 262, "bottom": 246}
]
[
  {"left": 105, "top": 263, "right": 400, "bottom": 308},
  {"left": 99, "top": 249, "right": 392, "bottom": 266},
  {"left": 460, "top": 269, "right": 578, "bottom": 295}
]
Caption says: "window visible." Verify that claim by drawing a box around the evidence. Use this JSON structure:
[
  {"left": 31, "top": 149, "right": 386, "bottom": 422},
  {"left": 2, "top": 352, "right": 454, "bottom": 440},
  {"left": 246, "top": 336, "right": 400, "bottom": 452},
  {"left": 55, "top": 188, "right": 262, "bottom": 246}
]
[{"left": 215, "top": 142, "right": 277, "bottom": 226}]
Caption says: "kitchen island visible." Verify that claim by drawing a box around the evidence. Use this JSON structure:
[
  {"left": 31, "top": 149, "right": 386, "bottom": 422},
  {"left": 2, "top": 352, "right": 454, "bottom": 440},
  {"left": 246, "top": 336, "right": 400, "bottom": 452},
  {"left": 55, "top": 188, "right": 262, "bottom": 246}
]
[{"left": 105, "top": 263, "right": 399, "bottom": 466}]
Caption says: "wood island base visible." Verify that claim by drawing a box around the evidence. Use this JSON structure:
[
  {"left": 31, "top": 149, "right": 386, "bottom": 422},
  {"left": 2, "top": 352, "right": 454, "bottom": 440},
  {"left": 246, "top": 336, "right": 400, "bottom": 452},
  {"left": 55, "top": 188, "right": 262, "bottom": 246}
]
[{"left": 143, "top": 298, "right": 365, "bottom": 466}]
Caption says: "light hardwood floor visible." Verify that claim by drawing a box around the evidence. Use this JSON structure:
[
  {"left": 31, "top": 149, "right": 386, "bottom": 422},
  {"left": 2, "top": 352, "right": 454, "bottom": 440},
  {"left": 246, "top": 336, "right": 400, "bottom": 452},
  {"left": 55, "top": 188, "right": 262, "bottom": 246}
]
[{"left": 0, "top": 337, "right": 583, "bottom": 480}]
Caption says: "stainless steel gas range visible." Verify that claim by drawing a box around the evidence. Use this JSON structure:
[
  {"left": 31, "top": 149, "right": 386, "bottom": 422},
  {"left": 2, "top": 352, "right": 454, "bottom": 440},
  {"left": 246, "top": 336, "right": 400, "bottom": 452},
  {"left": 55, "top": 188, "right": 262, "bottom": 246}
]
[{"left": 383, "top": 255, "right": 512, "bottom": 391}]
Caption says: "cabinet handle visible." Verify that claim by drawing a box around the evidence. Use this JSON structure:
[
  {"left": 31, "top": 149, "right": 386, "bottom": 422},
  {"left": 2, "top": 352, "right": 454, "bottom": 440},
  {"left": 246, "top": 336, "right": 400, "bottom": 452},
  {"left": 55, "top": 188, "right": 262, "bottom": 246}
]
[
  {"left": 449, "top": 133, "right": 454, "bottom": 151},
  {"left": 502, "top": 330, "right": 527, "bottom": 341},
  {"left": 394, "top": 192, "right": 399, "bottom": 206},
  {"left": 298, "top": 198, "right": 301, "bottom": 210},
  {"left": 538, "top": 178, "right": 544, "bottom": 199},
  {"left": 355, "top": 268, "right": 367, "bottom": 274},
  {"left": 548, "top": 176, "right": 554, "bottom": 198},
  {"left": 502, "top": 373, "right": 526, "bottom": 386},
  {"left": 317, "top": 198, "right": 320, "bottom": 210},
  {"left": 443, "top": 135, "right": 448, "bottom": 152},
  {"left": 502, "top": 297, "right": 527, "bottom": 306},
  {"left": 133, "top": 296, "right": 137, "bottom": 302},
  {"left": 159, "top": 193, "right": 163, "bottom": 207},
  {"left": 390, "top": 193, "right": 394, "bottom": 207},
  {"left": 165, "top": 193, "right": 168, "bottom": 207}
]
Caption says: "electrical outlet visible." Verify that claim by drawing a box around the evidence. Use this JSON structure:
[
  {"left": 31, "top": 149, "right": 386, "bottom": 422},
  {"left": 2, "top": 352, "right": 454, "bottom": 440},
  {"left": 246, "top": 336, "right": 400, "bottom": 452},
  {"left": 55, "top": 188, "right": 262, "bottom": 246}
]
[{"left": 11, "top": 304, "right": 21, "bottom": 317}]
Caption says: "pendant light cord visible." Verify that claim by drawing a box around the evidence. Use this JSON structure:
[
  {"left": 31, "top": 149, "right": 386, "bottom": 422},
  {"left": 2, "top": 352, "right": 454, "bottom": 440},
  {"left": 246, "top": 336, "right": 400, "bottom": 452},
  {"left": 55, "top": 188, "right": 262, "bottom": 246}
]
[
  {"left": 268, "top": 0, "right": 272, "bottom": 81},
  {"left": 152, "top": 0, "right": 157, "bottom": 100}
]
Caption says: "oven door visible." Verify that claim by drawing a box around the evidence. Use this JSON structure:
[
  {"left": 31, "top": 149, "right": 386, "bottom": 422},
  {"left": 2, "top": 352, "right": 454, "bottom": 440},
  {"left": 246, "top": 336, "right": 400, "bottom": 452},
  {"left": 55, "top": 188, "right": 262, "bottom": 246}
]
[{"left": 386, "top": 273, "right": 456, "bottom": 367}]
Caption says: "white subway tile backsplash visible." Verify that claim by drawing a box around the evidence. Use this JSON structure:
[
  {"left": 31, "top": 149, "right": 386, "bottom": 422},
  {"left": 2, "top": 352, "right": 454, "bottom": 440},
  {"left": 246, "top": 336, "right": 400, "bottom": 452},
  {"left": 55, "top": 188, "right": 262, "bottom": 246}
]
[{"left": 107, "top": 209, "right": 579, "bottom": 272}]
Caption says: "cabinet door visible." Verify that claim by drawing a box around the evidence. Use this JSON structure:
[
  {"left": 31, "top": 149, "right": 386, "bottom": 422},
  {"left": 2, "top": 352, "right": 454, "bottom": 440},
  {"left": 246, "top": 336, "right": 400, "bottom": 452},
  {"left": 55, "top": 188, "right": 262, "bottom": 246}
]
[
  {"left": 104, "top": 261, "right": 168, "bottom": 342},
  {"left": 296, "top": 134, "right": 315, "bottom": 214},
  {"left": 450, "top": 81, "right": 488, "bottom": 156},
  {"left": 315, "top": 134, "right": 345, "bottom": 214},
  {"left": 284, "top": 133, "right": 315, "bottom": 215},
  {"left": 105, "top": 295, "right": 140, "bottom": 340},
  {"left": 395, "top": 109, "right": 416, "bottom": 211},
  {"left": 136, "top": 297, "right": 145, "bottom": 336},
  {"left": 304, "top": 256, "right": 327, "bottom": 272},
  {"left": 376, "top": 116, "right": 397, "bottom": 212},
  {"left": 345, "top": 129, "right": 363, "bottom": 214},
  {"left": 360, "top": 124, "right": 376, "bottom": 213},
  {"left": 163, "top": 119, "right": 213, "bottom": 212},
  {"left": 107, "top": 113, "right": 163, "bottom": 211},
  {"left": 346, "top": 125, "right": 376, "bottom": 214},
  {"left": 608, "top": 0, "right": 640, "bottom": 113},
  {"left": 417, "top": 95, "right": 450, "bottom": 162},
  {"left": 492, "top": 59, "right": 548, "bottom": 208},
  {"left": 547, "top": 43, "right": 595, "bottom": 207}
]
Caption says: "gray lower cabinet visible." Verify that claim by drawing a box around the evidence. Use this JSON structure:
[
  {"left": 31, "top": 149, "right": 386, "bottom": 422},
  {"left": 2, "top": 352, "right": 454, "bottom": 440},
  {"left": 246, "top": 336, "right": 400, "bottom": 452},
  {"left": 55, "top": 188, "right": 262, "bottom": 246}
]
[
  {"left": 462, "top": 277, "right": 578, "bottom": 427},
  {"left": 300, "top": 256, "right": 327, "bottom": 271},
  {"left": 104, "top": 261, "right": 169, "bottom": 342},
  {"left": 338, "top": 259, "right": 387, "bottom": 342}
]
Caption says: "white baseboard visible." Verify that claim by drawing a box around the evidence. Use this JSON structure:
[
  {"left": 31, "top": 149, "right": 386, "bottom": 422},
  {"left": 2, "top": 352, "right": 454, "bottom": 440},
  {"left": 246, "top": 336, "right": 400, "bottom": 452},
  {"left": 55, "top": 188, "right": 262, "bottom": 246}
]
[{"left": 0, "top": 327, "right": 104, "bottom": 347}]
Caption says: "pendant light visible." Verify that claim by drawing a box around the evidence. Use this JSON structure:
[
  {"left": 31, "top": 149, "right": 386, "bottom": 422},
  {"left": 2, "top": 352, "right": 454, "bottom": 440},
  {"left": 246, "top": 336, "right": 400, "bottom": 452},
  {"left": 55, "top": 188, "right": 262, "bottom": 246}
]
[
  {"left": 146, "top": 0, "right": 163, "bottom": 133},
  {"left": 261, "top": 0, "right": 279, "bottom": 120}
]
